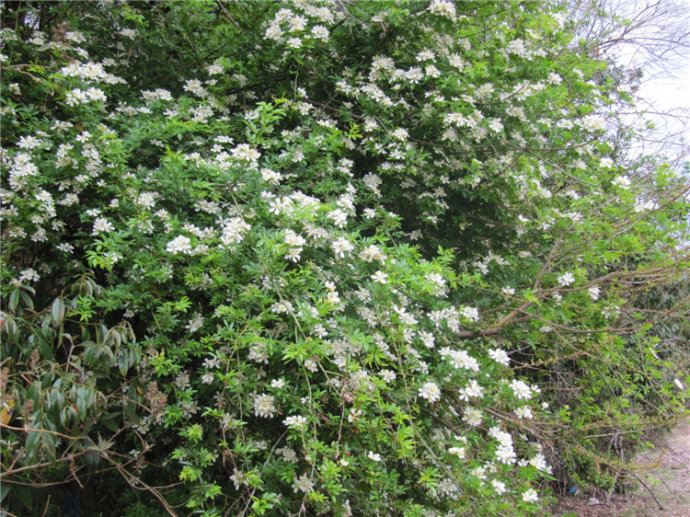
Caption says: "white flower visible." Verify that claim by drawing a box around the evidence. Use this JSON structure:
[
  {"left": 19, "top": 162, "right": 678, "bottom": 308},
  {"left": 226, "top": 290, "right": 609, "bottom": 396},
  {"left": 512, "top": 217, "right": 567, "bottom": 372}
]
[
  {"left": 425, "top": 272, "right": 447, "bottom": 296},
  {"left": 391, "top": 128, "right": 408, "bottom": 140},
  {"left": 460, "top": 306, "right": 480, "bottom": 322},
  {"left": 92, "top": 217, "right": 114, "bottom": 235},
  {"left": 231, "top": 143, "right": 261, "bottom": 163},
  {"left": 166, "top": 235, "right": 192, "bottom": 255},
  {"left": 492, "top": 479, "right": 506, "bottom": 494},
  {"left": 203, "top": 357, "right": 220, "bottom": 369},
  {"left": 207, "top": 63, "right": 223, "bottom": 75},
  {"left": 438, "top": 478, "right": 458, "bottom": 496},
  {"left": 471, "top": 466, "right": 487, "bottom": 479},
  {"left": 184, "top": 79, "right": 208, "bottom": 97},
  {"left": 261, "top": 167, "right": 282, "bottom": 184},
  {"left": 367, "top": 451, "right": 381, "bottom": 462},
  {"left": 600, "top": 157, "right": 614, "bottom": 168},
  {"left": 271, "top": 378, "right": 285, "bottom": 389},
  {"left": 18, "top": 135, "right": 40, "bottom": 149},
  {"left": 371, "top": 271, "right": 388, "bottom": 284},
  {"left": 304, "top": 359, "right": 318, "bottom": 372},
  {"left": 380, "top": 369, "right": 396, "bottom": 383},
  {"left": 65, "top": 31, "right": 86, "bottom": 43},
  {"left": 312, "top": 25, "right": 329, "bottom": 41},
  {"left": 419, "top": 330, "right": 435, "bottom": 349},
  {"left": 463, "top": 407, "right": 482, "bottom": 426},
  {"left": 425, "top": 64, "right": 441, "bottom": 78},
  {"left": 363, "top": 173, "right": 382, "bottom": 195},
  {"left": 284, "top": 229, "right": 306, "bottom": 248},
  {"left": 347, "top": 408, "right": 362, "bottom": 423},
  {"left": 220, "top": 217, "right": 250, "bottom": 246},
  {"left": 19, "top": 268, "right": 40, "bottom": 283},
  {"left": 31, "top": 228, "right": 47, "bottom": 242},
  {"left": 488, "top": 118, "right": 503, "bottom": 133},
  {"left": 530, "top": 453, "right": 549, "bottom": 471},
  {"left": 136, "top": 192, "right": 156, "bottom": 209},
  {"left": 428, "top": 0, "right": 457, "bottom": 20},
  {"left": 446, "top": 350, "right": 479, "bottom": 371},
  {"left": 230, "top": 468, "right": 248, "bottom": 490},
  {"left": 674, "top": 378, "right": 684, "bottom": 390},
  {"left": 510, "top": 379, "right": 533, "bottom": 400},
  {"left": 495, "top": 443, "right": 516, "bottom": 464},
  {"left": 265, "top": 23, "right": 282, "bottom": 41},
  {"left": 277, "top": 447, "right": 298, "bottom": 462},
  {"left": 448, "top": 446, "right": 465, "bottom": 459},
  {"left": 515, "top": 406, "right": 533, "bottom": 419},
  {"left": 588, "top": 286, "right": 600, "bottom": 300},
  {"left": 194, "top": 199, "right": 220, "bottom": 215},
  {"left": 364, "top": 208, "right": 377, "bottom": 219},
  {"left": 522, "top": 488, "right": 539, "bottom": 503},
  {"left": 185, "top": 313, "right": 203, "bottom": 333},
  {"left": 331, "top": 237, "right": 354, "bottom": 258},
  {"left": 191, "top": 105, "right": 213, "bottom": 123},
  {"left": 612, "top": 175, "right": 631, "bottom": 189},
  {"left": 459, "top": 379, "right": 483, "bottom": 400},
  {"left": 557, "top": 272, "right": 575, "bottom": 287},
  {"left": 488, "top": 348, "right": 510, "bottom": 366},
  {"left": 634, "top": 198, "right": 655, "bottom": 212},
  {"left": 142, "top": 88, "right": 173, "bottom": 103},
  {"left": 418, "top": 381, "right": 441, "bottom": 403},
  {"left": 501, "top": 286, "right": 516, "bottom": 297},
  {"left": 293, "top": 473, "right": 314, "bottom": 493},
  {"left": 284, "top": 415, "right": 308, "bottom": 428},
  {"left": 270, "top": 301, "right": 293, "bottom": 314},
  {"left": 119, "top": 28, "right": 137, "bottom": 38},
  {"left": 582, "top": 114, "right": 606, "bottom": 132},
  {"left": 359, "top": 244, "right": 386, "bottom": 263},
  {"left": 253, "top": 393, "right": 276, "bottom": 418},
  {"left": 329, "top": 208, "right": 348, "bottom": 228}
]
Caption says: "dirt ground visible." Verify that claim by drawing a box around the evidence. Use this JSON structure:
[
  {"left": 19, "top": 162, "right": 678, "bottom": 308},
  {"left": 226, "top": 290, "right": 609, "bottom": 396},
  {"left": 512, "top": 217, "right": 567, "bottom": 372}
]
[{"left": 553, "top": 418, "right": 690, "bottom": 517}]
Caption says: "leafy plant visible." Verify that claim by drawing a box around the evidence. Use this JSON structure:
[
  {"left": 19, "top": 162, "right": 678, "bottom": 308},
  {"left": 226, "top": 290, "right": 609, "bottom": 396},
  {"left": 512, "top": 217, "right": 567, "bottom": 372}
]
[{"left": 1, "top": 1, "right": 687, "bottom": 515}]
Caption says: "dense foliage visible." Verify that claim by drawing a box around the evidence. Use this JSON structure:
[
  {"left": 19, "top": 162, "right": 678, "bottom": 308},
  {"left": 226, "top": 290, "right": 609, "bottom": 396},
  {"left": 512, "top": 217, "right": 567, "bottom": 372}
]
[{"left": 1, "top": 1, "right": 688, "bottom": 515}]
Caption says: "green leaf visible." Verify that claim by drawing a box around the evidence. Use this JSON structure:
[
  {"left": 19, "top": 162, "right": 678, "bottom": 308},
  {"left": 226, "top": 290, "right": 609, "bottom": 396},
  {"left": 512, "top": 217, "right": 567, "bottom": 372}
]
[
  {"left": 51, "top": 297, "right": 65, "bottom": 324},
  {"left": 118, "top": 352, "right": 129, "bottom": 376}
]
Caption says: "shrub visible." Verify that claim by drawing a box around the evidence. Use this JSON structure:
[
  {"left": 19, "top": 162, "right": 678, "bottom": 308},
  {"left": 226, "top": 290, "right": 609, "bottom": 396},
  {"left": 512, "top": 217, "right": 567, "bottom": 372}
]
[{"left": 1, "top": 1, "right": 687, "bottom": 515}]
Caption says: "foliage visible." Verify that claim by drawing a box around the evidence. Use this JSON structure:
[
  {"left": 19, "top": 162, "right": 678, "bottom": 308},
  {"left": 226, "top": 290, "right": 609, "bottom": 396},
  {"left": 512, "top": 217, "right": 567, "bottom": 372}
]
[{"left": 1, "top": 1, "right": 688, "bottom": 515}]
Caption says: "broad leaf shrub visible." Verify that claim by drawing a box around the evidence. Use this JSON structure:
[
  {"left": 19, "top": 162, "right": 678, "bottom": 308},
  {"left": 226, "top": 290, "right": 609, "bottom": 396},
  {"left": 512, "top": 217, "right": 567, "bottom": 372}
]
[{"left": 1, "top": 1, "right": 688, "bottom": 515}]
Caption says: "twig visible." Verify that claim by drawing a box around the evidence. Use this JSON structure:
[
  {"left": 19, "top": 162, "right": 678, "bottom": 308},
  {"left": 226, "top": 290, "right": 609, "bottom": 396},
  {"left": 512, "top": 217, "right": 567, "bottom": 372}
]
[
  {"left": 239, "top": 430, "right": 287, "bottom": 517},
  {"left": 95, "top": 450, "right": 179, "bottom": 517},
  {"left": 0, "top": 422, "right": 88, "bottom": 441},
  {"left": 69, "top": 455, "right": 84, "bottom": 488},
  {"left": 41, "top": 495, "right": 51, "bottom": 517},
  {"left": 0, "top": 449, "right": 91, "bottom": 478},
  {"left": 628, "top": 470, "right": 665, "bottom": 511},
  {"left": 215, "top": 0, "right": 241, "bottom": 29}
]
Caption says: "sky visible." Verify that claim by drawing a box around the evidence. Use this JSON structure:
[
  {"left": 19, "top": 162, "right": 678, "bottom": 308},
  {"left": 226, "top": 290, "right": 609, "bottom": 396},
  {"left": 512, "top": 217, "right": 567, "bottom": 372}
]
[{"left": 611, "top": 0, "right": 690, "bottom": 160}]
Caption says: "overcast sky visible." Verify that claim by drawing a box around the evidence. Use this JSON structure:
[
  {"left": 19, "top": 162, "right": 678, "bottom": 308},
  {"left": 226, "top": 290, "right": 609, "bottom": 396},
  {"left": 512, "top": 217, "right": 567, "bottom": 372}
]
[{"left": 613, "top": 0, "right": 690, "bottom": 158}]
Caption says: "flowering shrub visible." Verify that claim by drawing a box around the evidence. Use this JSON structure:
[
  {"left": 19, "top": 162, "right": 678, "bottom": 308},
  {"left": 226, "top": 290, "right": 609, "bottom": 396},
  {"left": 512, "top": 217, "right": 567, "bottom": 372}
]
[{"left": 1, "top": 1, "right": 688, "bottom": 515}]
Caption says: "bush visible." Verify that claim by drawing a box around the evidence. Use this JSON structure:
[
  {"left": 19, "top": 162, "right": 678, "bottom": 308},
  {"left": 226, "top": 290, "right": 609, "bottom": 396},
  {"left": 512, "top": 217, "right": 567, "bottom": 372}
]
[{"left": 1, "top": 1, "right": 687, "bottom": 515}]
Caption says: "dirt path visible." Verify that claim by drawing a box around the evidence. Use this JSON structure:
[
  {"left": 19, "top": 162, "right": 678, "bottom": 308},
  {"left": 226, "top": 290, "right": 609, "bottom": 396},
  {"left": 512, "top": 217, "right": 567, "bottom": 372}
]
[{"left": 554, "top": 418, "right": 690, "bottom": 517}]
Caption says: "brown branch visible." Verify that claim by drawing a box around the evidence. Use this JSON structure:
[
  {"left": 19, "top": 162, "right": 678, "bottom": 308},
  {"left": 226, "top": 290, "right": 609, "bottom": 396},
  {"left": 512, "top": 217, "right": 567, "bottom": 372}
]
[
  {"left": 0, "top": 450, "right": 92, "bottom": 479},
  {"left": 215, "top": 0, "right": 241, "bottom": 29},
  {"left": 93, "top": 450, "right": 179, "bottom": 517},
  {"left": 0, "top": 422, "right": 88, "bottom": 441},
  {"left": 628, "top": 470, "right": 665, "bottom": 511}
]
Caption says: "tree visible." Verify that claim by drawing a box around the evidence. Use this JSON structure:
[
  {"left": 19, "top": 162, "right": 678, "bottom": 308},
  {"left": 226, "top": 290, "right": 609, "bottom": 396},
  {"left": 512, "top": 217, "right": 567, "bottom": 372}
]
[
  {"left": 567, "top": 0, "right": 690, "bottom": 160},
  {"left": 1, "top": 1, "right": 688, "bottom": 515}
]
